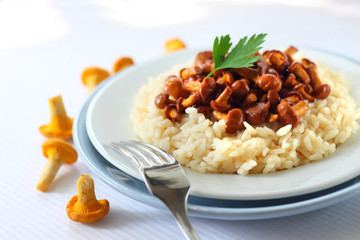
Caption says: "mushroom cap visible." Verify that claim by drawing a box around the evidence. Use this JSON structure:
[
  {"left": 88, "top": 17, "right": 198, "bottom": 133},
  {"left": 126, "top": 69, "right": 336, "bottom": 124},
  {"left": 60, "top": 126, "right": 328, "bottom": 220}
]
[
  {"left": 113, "top": 57, "right": 134, "bottom": 73},
  {"left": 42, "top": 139, "right": 77, "bottom": 164},
  {"left": 257, "top": 74, "right": 282, "bottom": 92},
  {"left": 39, "top": 118, "right": 74, "bottom": 139},
  {"left": 244, "top": 102, "right": 270, "bottom": 126},
  {"left": 225, "top": 108, "right": 245, "bottom": 133},
  {"left": 165, "top": 38, "right": 186, "bottom": 52},
  {"left": 312, "top": 84, "right": 331, "bottom": 100},
  {"left": 276, "top": 101, "right": 298, "bottom": 126},
  {"left": 81, "top": 67, "right": 110, "bottom": 85},
  {"left": 66, "top": 196, "right": 110, "bottom": 223}
]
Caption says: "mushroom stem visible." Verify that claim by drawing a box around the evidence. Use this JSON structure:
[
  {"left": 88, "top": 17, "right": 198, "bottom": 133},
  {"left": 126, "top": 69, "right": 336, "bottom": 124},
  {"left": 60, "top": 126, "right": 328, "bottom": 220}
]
[
  {"left": 163, "top": 105, "right": 181, "bottom": 122},
  {"left": 37, "top": 139, "right": 77, "bottom": 192},
  {"left": 76, "top": 175, "right": 102, "bottom": 209},
  {"left": 212, "top": 110, "right": 227, "bottom": 121},
  {"left": 290, "top": 62, "right": 310, "bottom": 84},
  {"left": 284, "top": 46, "right": 298, "bottom": 56},
  {"left": 39, "top": 95, "right": 73, "bottom": 139},
  {"left": 210, "top": 86, "right": 232, "bottom": 111},
  {"left": 182, "top": 80, "right": 201, "bottom": 92},
  {"left": 36, "top": 150, "right": 64, "bottom": 192},
  {"left": 180, "top": 92, "right": 201, "bottom": 108},
  {"left": 84, "top": 77, "right": 98, "bottom": 93},
  {"left": 293, "top": 100, "right": 309, "bottom": 117},
  {"left": 48, "top": 96, "right": 72, "bottom": 130}
]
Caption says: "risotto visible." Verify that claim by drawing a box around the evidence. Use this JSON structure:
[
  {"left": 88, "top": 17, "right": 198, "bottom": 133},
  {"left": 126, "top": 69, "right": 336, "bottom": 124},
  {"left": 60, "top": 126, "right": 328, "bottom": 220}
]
[{"left": 130, "top": 53, "right": 360, "bottom": 175}]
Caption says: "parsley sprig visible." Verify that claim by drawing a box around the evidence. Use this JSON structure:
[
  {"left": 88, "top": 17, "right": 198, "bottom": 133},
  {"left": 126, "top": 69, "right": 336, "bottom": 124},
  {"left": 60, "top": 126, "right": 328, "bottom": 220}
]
[{"left": 207, "top": 33, "right": 267, "bottom": 77}]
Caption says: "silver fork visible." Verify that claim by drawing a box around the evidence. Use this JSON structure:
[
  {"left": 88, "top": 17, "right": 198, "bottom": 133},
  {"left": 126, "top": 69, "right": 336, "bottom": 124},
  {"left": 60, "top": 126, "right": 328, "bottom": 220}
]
[{"left": 104, "top": 140, "right": 200, "bottom": 240}]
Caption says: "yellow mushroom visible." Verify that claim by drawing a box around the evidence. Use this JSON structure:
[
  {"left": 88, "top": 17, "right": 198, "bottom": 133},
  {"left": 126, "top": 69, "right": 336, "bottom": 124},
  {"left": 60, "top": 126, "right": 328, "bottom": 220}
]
[
  {"left": 165, "top": 38, "right": 186, "bottom": 52},
  {"left": 113, "top": 57, "right": 134, "bottom": 74},
  {"left": 66, "top": 174, "right": 109, "bottom": 223},
  {"left": 81, "top": 67, "right": 110, "bottom": 93},
  {"left": 39, "top": 95, "right": 74, "bottom": 139},
  {"left": 37, "top": 139, "right": 78, "bottom": 192}
]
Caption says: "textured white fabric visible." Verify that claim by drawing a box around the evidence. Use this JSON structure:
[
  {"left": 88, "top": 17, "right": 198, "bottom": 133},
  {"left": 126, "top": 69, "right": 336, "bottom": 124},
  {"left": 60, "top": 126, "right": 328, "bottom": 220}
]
[{"left": 1, "top": 1, "right": 360, "bottom": 239}]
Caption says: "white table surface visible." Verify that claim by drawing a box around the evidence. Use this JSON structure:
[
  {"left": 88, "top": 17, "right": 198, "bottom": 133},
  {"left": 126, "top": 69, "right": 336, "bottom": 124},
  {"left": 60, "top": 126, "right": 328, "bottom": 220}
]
[{"left": 1, "top": 0, "right": 360, "bottom": 239}]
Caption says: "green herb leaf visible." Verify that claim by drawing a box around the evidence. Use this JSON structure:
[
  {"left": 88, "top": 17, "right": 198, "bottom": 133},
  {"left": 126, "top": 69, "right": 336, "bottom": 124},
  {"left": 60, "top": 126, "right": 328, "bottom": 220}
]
[
  {"left": 207, "top": 33, "right": 267, "bottom": 77},
  {"left": 212, "top": 35, "right": 232, "bottom": 68}
]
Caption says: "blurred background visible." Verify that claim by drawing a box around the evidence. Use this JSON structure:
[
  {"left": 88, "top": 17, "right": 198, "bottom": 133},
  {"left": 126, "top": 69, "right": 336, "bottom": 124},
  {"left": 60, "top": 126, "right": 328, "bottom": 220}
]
[
  {"left": 1, "top": 0, "right": 360, "bottom": 101},
  {"left": 1, "top": 0, "right": 360, "bottom": 121}
]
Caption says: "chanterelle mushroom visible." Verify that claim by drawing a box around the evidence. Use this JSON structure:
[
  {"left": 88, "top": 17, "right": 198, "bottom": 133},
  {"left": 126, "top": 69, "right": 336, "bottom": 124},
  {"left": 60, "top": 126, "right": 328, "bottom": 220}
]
[
  {"left": 39, "top": 95, "right": 74, "bottom": 139},
  {"left": 66, "top": 174, "right": 109, "bottom": 223},
  {"left": 81, "top": 67, "right": 110, "bottom": 93},
  {"left": 165, "top": 38, "right": 186, "bottom": 52},
  {"left": 113, "top": 57, "right": 134, "bottom": 74},
  {"left": 36, "top": 139, "right": 77, "bottom": 192}
]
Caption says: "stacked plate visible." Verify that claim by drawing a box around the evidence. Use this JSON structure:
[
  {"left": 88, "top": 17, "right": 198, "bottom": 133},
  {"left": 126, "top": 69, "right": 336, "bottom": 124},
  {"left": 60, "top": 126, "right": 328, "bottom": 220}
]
[{"left": 73, "top": 47, "right": 360, "bottom": 220}]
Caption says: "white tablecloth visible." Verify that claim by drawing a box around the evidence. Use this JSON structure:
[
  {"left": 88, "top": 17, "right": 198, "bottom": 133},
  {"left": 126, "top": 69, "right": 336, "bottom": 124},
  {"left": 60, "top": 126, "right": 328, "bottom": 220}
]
[{"left": 1, "top": 0, "right": 360, "bottom": 239}]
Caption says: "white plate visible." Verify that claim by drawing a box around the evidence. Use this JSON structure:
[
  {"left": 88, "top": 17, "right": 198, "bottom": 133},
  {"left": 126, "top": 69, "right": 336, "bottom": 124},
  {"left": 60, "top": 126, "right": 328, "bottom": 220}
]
[
  {"left": 74, "top": 87, "right": 360, "bottom": 220},
  {"left": 86, "top": 47, "right": 360, "bottom": 200}
]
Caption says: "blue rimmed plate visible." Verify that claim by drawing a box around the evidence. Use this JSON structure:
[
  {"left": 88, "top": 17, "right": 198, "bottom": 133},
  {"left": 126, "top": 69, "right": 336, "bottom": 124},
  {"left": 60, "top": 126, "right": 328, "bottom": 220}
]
[
  {"left": 85, "top": 47, "right": 360, "bottom": 200},
  {"left": 74, "top": 69, "right": 360, "bottom": 220}
]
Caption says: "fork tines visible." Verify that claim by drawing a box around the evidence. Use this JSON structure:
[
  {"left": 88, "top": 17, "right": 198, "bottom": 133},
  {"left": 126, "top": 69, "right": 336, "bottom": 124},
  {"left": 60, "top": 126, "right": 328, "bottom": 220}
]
[{"left": 105, "top": 141, "right": 176, "bottom": 168}]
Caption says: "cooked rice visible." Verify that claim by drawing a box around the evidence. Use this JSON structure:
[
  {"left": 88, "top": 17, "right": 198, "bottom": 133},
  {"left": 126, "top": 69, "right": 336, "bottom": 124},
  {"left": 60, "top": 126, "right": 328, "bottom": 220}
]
[{"left": 130, "top": 60, "right": 360, "bottom": 175}]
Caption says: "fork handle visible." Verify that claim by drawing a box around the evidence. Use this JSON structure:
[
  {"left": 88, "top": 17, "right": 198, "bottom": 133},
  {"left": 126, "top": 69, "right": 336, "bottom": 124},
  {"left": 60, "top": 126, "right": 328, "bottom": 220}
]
[{"left": 165, "top": 202, "right": 200, "bottom": 240}]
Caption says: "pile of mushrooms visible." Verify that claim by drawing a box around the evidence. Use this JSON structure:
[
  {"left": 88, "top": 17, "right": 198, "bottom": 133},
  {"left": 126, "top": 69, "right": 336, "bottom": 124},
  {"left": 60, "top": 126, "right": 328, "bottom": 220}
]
[{"left": 154, "top": 46, "right": 331, "bottom": 133}]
